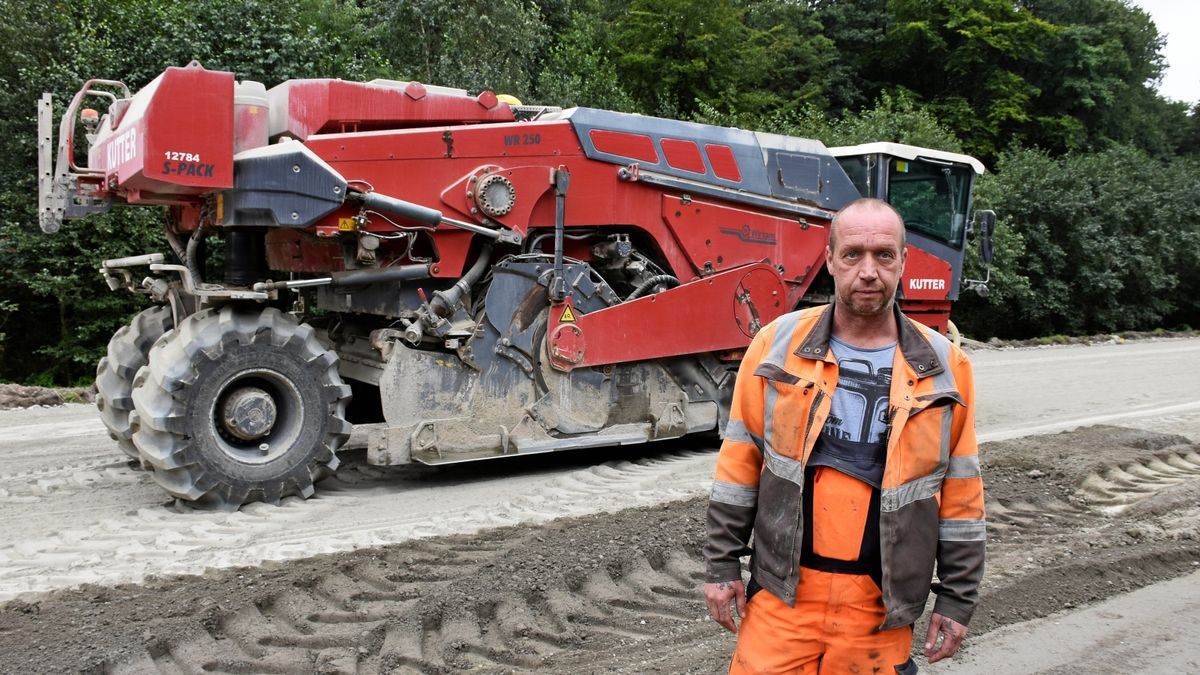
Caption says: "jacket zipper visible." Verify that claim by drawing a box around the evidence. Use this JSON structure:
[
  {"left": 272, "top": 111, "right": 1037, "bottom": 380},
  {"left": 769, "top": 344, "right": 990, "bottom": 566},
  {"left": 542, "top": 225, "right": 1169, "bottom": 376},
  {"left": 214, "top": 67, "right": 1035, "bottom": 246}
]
[{"left": 802, "top": 389, "right": 825, "bottom": 462}]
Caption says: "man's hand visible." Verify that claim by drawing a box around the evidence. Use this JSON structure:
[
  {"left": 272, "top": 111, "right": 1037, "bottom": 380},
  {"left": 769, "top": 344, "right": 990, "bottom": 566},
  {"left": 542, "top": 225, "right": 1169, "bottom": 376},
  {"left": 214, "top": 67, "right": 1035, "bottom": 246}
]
[
  {"left": 924, "top": 612, "right": 968, "bottom": 663},
  {"left": 704, "top": 580, "right": 746, "bottom": 633}
]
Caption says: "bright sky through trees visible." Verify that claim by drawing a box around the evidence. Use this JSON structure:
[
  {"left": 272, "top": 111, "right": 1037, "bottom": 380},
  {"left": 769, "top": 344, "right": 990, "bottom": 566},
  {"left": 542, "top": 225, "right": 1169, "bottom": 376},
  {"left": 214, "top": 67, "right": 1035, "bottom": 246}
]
[{"left": 1132, "top": 0, "right": 1199, "bottom": 103}]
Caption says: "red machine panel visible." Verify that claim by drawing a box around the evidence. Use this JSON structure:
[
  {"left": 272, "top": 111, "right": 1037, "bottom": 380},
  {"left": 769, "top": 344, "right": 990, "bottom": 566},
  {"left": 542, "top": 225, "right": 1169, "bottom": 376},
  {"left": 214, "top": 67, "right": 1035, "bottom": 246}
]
[
  {"left": 661, "top": 195, "right": 828, "bottom": 298},
  {"left": 588, "top": 129, "right": 659, "bottom": 163},
  {"left": 269, "top": 79, "right": 515, "bottom": 140},
  {"left": 91, "top": 66, "right": 234, "bottom": 201},
  {"left": 705, "top": 144, "right": 742, "bottom": 181},
  {"left": 660, "top": 138, "right": 705, "bottom": 173},
  {"left": 546, "top": 262, "right": 789, "bottom": 370},
  {"left": 438, "top": 164, "right": 555, "bottom": 232},
  {"left": 900, "top": 300, "right": 952, "bottom": 334},
  {"left": 310, "top": 120, "right": 583, "bottom": 162},
  {"left": 734, "top": 267, "right": 784, "bottom": 337},
  {"left": 305, "top": 121, "right": 700, "bottom": 279},
  {"left": 902, "top": 244, "right": 954, "bottom": 301}
]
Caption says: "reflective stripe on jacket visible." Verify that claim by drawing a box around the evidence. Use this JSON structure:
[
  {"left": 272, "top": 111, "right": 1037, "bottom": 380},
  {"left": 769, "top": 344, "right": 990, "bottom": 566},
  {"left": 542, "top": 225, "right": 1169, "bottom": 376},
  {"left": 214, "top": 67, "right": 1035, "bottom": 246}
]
[{"left": 703, "top": 303, "right": 986, "bottom": 629}]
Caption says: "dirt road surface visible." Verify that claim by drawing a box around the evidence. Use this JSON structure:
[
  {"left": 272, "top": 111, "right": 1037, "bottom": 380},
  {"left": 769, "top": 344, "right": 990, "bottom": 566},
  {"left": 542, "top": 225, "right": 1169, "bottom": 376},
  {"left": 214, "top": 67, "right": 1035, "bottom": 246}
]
[
  {"left": 0, "top": 337, "right": 1197, "bottom": 672},
  {"left": 928, "top": 569, "right": 1200, "bottom": 674}
]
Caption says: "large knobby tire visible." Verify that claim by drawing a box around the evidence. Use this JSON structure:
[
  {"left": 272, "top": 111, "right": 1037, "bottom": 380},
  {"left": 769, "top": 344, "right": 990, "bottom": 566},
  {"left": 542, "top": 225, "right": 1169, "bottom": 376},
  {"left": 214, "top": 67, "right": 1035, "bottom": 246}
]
[
  {"left": 95, "top": 305, "right": 175, "bottom": 461},
  {"left": 130, "top": 306, "right": 351, "bottom": 510}
]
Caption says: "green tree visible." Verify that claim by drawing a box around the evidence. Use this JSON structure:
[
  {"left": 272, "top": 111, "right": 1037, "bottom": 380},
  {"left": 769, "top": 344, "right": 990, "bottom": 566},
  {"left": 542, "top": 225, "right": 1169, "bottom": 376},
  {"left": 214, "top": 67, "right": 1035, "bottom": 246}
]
[
  {"left": 1154, "top": 155, "right": 1200, "bottom": 328},
  {"left": 735, "top": 0, "right": 837, "bottom": 114},
  {"left": 827, "top": 90, "right": 963, "bottom": 149},
  {"left": 812, "top": 0, "right": 1187, "bottom": 160},
  {"left": 1022, "top": 0, "right": 1168, "bottom": 154},
  {"left": 810, "top": 0, "right": 893, "bottom": 114},
  {"left": 879, "top": 0, "right": 1057, "bottom": 159},
  {"left": 612, "top": 0, "right": 755, "bottom": 117},
  {"left": 535, "top": 0, "right": 639, "bottom": 110},
  {"left": 0, "top": 0, "right": 388, "bottom": 384},
  {"left": 376, "top": 0, "right": 550, "bottom": 96},
  {"left": 610, "top": 0, "right": 836, "bottom": 117}
]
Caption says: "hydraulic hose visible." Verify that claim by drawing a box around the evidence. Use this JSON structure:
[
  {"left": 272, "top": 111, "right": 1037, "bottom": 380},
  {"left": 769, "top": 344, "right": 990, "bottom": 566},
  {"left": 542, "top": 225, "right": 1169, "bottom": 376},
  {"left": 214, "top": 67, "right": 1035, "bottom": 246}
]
[
  {"left": 430, "top": 244, "right": 493, "bottom": 317},
  {"left": 185, "top": 227, "right": 207, "bottom": 285},
  {"left": 165, "top": 229, "right": 189, "bottom": 265},
  {"left": 626, "top": 274, "right": 680, "bottom": 301},
  {"left": 331, "top": 263, "right": 432, "bottom": 288}
]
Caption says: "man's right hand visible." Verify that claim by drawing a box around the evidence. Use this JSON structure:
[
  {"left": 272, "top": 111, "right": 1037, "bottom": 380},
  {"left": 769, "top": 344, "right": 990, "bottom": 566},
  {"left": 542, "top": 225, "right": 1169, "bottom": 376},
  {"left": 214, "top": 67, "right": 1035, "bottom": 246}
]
[{"left": 704, "top": 579, "right": 747, "bottom": 633}]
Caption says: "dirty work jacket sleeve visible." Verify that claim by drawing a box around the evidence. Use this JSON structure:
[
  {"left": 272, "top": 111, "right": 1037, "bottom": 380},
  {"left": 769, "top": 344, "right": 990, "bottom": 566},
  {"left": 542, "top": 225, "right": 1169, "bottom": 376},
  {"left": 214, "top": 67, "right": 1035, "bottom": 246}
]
[
  {"left": 703, "top": 323, "right": 773, "bottom": 583},
  {"left": 931, "top": 345, "right": 986, "bottom": 626}
]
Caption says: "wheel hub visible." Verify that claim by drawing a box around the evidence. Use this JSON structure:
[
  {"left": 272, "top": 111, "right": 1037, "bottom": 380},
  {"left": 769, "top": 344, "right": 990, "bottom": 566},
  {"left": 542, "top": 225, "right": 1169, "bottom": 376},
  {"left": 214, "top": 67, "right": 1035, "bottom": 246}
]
[{"left": 221, "top": 386, "right": 277, "bottom": 441}]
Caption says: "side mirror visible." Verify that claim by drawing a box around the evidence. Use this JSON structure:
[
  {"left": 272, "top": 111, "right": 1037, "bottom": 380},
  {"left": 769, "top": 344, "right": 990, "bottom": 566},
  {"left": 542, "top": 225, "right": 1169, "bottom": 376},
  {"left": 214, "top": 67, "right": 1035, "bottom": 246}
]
[{"left": 974, "top": 209, "right": 996, "bottom": 265}]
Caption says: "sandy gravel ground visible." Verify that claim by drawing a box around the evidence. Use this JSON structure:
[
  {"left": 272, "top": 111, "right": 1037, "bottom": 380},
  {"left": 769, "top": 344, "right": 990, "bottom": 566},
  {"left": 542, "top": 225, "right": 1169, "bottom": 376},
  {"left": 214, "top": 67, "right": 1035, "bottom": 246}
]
[
  {"left": 929, "top": 569, "right": 1200, "bottom": 674},
  {"left": 0, "top": 424, "right": 1197, "bottom": 673},
  {"left": 0, "top": 338, "right": 1195, "bottom": 604},
  {"left": 0, "top": 338, "right": 1197, "bottom": 672}
]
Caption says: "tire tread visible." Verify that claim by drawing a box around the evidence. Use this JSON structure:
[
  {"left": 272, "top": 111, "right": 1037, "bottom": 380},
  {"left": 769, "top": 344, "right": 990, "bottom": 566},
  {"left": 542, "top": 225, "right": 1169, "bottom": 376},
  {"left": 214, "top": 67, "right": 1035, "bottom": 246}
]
[
  {"left": 95, "top": 305, "right": 175, "bottom": 461},
  {"left": 131, "top": 306, "right": 350, "bottom": 509}
]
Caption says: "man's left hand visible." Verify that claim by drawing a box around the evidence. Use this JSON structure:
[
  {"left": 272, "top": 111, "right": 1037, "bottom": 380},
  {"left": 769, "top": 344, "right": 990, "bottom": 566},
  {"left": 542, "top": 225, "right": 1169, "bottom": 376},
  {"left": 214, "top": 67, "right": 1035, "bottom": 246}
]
[{"left": 924, "top": 612, "right": 967, "bottom": 663}]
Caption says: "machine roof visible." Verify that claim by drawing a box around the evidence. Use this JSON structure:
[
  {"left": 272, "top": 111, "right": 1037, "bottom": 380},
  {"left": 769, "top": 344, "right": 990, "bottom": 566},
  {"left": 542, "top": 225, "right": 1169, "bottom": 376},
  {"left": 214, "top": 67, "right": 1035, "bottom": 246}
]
[{"left": 827, "top": 142, "right": 985, "bottom": 175}]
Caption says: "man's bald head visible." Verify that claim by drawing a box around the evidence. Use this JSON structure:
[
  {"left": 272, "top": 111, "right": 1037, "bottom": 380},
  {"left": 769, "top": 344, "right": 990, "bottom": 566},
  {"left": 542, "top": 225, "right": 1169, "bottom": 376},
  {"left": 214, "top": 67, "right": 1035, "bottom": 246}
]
[
  {"left": 825, "top": 197, "right": 908, "bottom": 323},
  {"left": 829, "top": 198, "right": 906, "bottom": 251}
]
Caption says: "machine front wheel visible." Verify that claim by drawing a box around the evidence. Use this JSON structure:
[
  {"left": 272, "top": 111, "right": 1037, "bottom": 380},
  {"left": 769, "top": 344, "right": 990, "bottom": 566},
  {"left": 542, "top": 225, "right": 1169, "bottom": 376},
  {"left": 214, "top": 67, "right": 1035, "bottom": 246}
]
[{"left": 130, "top": 306, "right": 351, "bottom": 509}]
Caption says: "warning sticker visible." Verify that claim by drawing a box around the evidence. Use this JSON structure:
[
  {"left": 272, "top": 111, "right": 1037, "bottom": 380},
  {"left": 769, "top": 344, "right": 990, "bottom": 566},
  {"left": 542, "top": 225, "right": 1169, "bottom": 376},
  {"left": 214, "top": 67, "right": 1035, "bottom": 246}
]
[
  {"left": 338, "top": 217, "right": 357, "bottom": 231},
  {"left": 559, "top": 305, "right": 577, "bottom": 323}
]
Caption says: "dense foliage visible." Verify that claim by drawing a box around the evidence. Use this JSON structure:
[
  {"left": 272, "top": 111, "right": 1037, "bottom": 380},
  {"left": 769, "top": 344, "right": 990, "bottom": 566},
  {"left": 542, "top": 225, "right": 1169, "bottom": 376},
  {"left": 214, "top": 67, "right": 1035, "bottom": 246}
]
[{"left": 0, "top": 0, "right": 1197, "bottom": 383}]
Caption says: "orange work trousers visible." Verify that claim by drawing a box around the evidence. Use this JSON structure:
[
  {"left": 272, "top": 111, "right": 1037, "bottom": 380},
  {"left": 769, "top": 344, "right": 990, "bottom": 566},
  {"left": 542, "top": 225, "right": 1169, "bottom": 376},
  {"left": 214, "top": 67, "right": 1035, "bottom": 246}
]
[
  {"left": 728, "top": 569, "right": 912, "bottom": 674},
  {"left": 729, "top": 467, "right": 912, "bottom": 674}
]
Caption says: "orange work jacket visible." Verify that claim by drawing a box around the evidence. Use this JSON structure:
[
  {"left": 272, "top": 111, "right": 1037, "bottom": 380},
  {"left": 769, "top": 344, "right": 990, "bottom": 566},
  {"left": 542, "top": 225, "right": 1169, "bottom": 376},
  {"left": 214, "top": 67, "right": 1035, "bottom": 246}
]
[{"left": 704, "top": 304, "right": 986, "bottom": 629}]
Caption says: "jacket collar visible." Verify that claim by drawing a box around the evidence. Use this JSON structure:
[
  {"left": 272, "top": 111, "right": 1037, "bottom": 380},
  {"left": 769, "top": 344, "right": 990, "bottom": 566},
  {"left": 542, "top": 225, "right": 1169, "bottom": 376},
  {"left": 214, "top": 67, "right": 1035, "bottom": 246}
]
[{"left": 794, "top": 303, "right": 945, "bottom": 379}]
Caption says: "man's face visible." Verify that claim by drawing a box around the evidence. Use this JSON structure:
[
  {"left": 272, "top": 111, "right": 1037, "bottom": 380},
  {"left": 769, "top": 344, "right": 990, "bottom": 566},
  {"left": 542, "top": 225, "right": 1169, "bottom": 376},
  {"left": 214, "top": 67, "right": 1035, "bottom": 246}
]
[{"left": 826, "top": 206, "right": 907, "bottom": 319}]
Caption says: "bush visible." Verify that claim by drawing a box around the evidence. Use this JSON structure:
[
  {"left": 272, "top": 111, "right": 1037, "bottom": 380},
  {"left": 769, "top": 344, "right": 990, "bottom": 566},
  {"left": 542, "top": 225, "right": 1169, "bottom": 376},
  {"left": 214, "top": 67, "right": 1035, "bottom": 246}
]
[{"left": 955, "top": 146, "right": 1200, "bottom": 338}]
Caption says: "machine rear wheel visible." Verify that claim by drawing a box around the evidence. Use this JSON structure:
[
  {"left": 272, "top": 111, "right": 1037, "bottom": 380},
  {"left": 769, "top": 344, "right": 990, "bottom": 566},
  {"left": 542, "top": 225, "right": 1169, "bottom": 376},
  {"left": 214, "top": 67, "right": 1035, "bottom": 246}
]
[
  {"left": 95, "top": 305, "right": 175, "bottom": 462},
  {"left": 130, "top": 306, "right": 351, "bottom": 509}
]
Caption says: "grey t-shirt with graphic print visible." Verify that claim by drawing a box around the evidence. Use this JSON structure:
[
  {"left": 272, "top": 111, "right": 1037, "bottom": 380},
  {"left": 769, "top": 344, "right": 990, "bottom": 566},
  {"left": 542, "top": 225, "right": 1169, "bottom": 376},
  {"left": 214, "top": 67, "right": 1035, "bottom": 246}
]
[{"left": 807, "top": 336, "right": 896, "bottom": 488}]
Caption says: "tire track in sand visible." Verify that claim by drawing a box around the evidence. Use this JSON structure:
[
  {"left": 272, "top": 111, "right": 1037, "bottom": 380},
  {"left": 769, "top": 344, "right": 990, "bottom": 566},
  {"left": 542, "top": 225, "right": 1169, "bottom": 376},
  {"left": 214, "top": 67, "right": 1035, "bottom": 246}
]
[
  {"left": 104, "top": 525, "right": 709, "bottom": 674},
  {"left": 0, "top": 448, "right": 714, "bottom": 601}
]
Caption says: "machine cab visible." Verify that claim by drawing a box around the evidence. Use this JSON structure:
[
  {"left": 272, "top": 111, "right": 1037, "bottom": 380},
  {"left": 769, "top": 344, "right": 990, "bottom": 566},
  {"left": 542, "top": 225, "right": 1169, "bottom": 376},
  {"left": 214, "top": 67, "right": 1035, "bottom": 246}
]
[{"left": 828, "top": 142, "right": 986, "bottom": 302}]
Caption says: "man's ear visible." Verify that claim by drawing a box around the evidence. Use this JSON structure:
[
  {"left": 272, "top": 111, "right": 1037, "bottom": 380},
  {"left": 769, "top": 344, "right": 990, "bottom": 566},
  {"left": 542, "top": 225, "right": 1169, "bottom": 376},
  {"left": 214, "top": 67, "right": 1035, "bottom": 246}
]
[{"left": 825, "top": 245, "right": 833, "bottom": 268}]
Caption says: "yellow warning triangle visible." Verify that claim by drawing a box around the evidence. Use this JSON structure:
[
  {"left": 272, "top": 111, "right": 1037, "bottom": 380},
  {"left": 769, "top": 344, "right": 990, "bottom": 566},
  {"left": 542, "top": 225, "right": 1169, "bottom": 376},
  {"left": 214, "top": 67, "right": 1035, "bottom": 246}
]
[{"left": 559, "top": 305, "right": 577, "bottom": 323}]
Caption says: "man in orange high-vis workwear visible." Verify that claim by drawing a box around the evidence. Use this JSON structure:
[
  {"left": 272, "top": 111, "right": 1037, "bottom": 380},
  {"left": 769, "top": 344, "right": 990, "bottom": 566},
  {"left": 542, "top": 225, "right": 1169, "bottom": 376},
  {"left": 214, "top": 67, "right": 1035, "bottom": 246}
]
[{"left": 703, "top": 198, "right": 985, "bottom": 674}]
